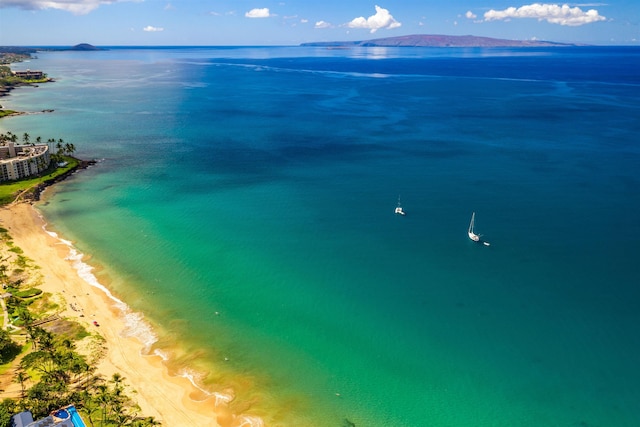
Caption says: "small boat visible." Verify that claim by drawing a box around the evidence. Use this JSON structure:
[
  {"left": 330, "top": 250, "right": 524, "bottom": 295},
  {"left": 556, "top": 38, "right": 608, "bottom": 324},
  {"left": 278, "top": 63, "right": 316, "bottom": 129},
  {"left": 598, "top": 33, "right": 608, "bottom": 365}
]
[
  {"left": 468, "top": 212, "right": 490, "bottom": 246},
  {"left": 394, "top": 196, "right": 405, "bottom": 215}
]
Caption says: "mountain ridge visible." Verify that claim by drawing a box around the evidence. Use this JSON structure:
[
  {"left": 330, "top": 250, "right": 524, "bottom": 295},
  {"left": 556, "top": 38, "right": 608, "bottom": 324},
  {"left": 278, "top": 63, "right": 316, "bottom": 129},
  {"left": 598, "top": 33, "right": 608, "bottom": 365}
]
[{"left": 301, "top": 34, "right": 576, "bottom": 48}]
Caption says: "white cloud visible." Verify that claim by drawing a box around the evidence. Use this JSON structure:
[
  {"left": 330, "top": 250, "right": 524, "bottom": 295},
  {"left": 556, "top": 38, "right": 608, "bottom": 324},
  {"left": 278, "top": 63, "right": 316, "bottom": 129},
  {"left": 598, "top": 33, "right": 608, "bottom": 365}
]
[
  {"left": 143, "top": 26, "right": 164, "bottom": 32},
  {"left": 347, "top": 5, "right": 402, "bottom": 33},
  {"left": 245, "top": 8, "right": 270, "bottom": 18},
  {"left": 465, "top": 11, "right": 477, "bottom": 19},
  {"left": 484, "top": 3, "right": 606, "bottom": 26},
  {"left": 0, "top": 0, "right": 138, "bottom": 15},
  {"left": 301, "top": 18, "right": 308, "bottom": 23},
  {"left": 314, "top": 20, "right": 332, "bottom": 29}
]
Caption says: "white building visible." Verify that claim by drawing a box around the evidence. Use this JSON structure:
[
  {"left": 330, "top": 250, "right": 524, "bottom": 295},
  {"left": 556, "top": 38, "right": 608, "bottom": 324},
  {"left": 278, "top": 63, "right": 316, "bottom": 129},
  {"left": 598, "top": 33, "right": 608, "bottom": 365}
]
[{"left": 0, "top": 142, "right": 51, "bottom": 181}]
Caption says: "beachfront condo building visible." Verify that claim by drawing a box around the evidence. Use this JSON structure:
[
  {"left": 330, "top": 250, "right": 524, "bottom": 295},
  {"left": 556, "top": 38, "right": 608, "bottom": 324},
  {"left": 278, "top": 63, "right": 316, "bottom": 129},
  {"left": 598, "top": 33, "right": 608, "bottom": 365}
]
[
  {"left": 12, "top": 70, "right": 45, "bottom": 80},
  {"left": 0, "top": 142, "right": 51, "bottom": 181}
]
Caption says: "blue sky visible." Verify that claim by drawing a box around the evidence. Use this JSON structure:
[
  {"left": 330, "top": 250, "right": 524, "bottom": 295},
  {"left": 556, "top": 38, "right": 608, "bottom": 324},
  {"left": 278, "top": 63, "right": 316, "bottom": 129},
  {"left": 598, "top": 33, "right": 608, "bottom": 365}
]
[{"left": 0, "top": 1, "right": 638, "bottom": 46}]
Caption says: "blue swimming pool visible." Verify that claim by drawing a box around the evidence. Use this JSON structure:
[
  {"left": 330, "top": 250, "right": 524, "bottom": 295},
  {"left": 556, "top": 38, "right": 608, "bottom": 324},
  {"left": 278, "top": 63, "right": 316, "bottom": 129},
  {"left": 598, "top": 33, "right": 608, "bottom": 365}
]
[
  {"left": 67, "top": 405, "right": 86, "bottom": 427},
  {"left": 52, "top": 408, "right": 69, "bottom": 420}
]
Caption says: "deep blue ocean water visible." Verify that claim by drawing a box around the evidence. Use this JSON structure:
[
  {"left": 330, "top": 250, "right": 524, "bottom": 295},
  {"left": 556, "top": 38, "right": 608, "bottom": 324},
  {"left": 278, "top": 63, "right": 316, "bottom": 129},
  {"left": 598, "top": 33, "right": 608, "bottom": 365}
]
[{"left": 2, "top": 46, "right": 639, "bottom": 426}]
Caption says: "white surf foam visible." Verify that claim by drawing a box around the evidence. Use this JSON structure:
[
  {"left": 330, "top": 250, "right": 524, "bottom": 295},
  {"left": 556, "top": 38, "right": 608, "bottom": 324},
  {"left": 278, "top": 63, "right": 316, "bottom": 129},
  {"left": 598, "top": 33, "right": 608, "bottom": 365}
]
[
  {"left": 176, "top": 367, "right": 229, "bottom": 401},
  {"left": 39, "top": 212, "right": 265, "bottom": 425},
  {"left": 41, "top": 217, "right": 158, "bottom": 353}
]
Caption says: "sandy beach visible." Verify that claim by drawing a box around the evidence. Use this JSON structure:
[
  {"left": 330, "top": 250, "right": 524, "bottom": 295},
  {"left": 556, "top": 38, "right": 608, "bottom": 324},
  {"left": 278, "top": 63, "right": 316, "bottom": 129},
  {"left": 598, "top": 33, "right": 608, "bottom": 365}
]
[{"left": 0, "top": 202, "right": 226, "bottom": 426}]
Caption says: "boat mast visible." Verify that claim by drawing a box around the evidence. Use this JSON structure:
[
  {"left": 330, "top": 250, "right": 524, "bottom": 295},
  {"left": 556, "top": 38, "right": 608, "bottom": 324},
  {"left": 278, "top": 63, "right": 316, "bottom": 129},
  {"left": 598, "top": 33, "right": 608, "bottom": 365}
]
[{"left": 469, "top": 212, "right": 475, "bottom": 234}]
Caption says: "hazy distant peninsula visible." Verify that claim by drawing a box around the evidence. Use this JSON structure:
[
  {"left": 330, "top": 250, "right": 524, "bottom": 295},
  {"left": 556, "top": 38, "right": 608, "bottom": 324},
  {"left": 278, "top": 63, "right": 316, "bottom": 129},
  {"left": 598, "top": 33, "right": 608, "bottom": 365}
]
[
  {"left": 301, "top": 34, "right": 575, "bottom": 48},
  {"left": 0, "top": 44, "right": 104, "bottom": 55}
]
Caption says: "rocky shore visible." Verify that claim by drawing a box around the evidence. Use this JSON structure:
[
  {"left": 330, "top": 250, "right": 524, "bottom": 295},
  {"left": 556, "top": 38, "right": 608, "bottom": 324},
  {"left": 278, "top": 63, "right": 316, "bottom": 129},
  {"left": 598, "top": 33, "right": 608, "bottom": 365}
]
[
  {"left": 0, "top": 79, "right": 54, "bottom": 98},
  {"left": 26, "top": 159, "right": 98, "bottom": 202}
]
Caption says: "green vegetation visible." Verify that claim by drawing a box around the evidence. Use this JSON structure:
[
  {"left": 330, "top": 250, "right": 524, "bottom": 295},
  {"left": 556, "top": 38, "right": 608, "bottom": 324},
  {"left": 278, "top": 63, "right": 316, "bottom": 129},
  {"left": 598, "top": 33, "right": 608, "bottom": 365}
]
[
  {"left": 0, "top": 123, "right": 154, "bottom": 424},
  {"left": 0, "top": 330, "right": 21, "bottom": 364},
  {"left": 0, "top": 62, "right": 50, "bottom": 92},
  {"left": 0, "top": 130, "right": 80, "bottom": 206},
  {"left": 0, "top": 156, "right": 79, "bottom": 205},
  {"left": 0, "top": 232, "right": 161, "bottom": 426},
  {"left": 0, "top": 68, "right": 49, "bottom": 85},
  {"left": 11, "top": 288, "right": 42, "bottom": 299},
  {"left": 0, "top": 110, "right": 18, "bottom": 119},
  {"left": 1, "top": 50, "right": 51, "bottom": 116},
  {"left": 5, "top": 326, "right": 160, "bottom": 426}
]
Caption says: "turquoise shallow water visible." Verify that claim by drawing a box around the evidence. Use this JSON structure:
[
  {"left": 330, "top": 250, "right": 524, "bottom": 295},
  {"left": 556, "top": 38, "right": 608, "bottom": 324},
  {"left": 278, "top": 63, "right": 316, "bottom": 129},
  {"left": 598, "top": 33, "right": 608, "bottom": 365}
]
[{"left": 2, "top": 46, "right": 640, "bottom": 426}]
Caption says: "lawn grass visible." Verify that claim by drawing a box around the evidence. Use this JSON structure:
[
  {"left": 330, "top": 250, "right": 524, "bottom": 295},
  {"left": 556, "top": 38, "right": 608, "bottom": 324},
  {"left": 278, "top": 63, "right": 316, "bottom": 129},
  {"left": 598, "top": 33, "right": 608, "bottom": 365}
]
[
  {"left": 0, "top": 156, "right": 79, "bottom": 206},
  {"left": 0, "top": 110, "right": 19, "bottom": 118}
]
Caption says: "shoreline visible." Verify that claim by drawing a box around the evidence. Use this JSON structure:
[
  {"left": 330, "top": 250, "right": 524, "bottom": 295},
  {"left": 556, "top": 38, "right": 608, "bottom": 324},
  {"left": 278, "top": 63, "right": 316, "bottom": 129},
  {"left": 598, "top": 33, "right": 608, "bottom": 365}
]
[
  {"left": 0, "top": 109, "right": 55, "bottom": 119},
  {"left": 0, "top": 69, "right": 268, "bottom": 425},
  {"left": 0, "top": 202, "right": 229, "bottom": 426}
]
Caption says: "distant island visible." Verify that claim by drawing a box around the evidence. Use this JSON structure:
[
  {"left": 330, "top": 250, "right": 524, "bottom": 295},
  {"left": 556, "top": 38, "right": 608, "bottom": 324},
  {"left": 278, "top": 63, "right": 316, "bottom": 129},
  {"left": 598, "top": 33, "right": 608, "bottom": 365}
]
[
  {"left": 69, "top": 43, "right": 104, "bottom": 51},
  {"left": 301, "top": 34, "right": 575, "bottom": 48}
]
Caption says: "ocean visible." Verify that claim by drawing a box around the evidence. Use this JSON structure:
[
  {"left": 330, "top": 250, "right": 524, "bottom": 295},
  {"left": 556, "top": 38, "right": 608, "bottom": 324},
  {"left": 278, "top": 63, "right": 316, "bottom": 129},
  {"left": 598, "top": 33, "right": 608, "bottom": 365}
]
[{"left": 2, "top": 45, "right": 639, "bottom": 426}]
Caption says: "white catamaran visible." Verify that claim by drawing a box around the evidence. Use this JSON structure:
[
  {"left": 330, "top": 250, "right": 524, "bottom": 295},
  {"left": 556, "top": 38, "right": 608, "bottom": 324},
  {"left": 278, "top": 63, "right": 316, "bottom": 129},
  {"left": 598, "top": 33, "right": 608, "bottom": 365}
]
[{"left": 468, "top": 212, "right": 490, "bottom": 246}]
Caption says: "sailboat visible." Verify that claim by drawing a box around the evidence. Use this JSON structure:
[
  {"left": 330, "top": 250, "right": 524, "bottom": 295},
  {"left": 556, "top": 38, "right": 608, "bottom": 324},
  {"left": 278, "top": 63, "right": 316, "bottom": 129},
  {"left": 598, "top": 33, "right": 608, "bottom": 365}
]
[
  {"left": 394, "top": 196, "right": 405, "bottom": 215},
  {"left": 468, "top": 212, "right": 490, "bottom": 246},
  {"left": 468, "top": 212, "right": 480, "bottom": 241}
]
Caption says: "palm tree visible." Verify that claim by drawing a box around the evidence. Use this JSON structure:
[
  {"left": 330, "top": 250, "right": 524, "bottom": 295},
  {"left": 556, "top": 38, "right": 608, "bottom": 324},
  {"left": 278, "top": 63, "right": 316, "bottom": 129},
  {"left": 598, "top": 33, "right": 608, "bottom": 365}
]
[
  {"left": 95, "top": 384, "right": 111, "bottom": 426},
  {"left": 14, "top": 369, "right": 29, "bottom": 399},
  {"left": 110, "top": 372, "right": 124, "bottom": 388},
  {"left": 113, "top": 407, "right": 136, "bottom": 426},
  {"left": 64, "top": 142, "right": 76, "bottom": 155},
  {"left": 0, "top": 263, "right": 8, "bottom": 286},
  {"left": 80, "top": 400, "right": 101, "bottom": 427},
  {"left": 22, "top": 133, "right": 29, "bottom": 144},
  {"left": 19, "top": 307, "right": 34, "bottom": 330},
  {"left": 34, "top": 327, "right": 55, "bottom": 354},
  {"left": 24, "top": 326, "right": 38, "bottom": 350},
  {"left": 82, "top": 408, "right": 99, "bottom": 427},
  {"left": 0, "top": 132, "right": 13, "bottom": 145},
  {"left": 21, "top": 350, "right": 56, "bottom": 380},
  {"left": 64, "top": 352, "right": 89, "bottom": 385}
]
